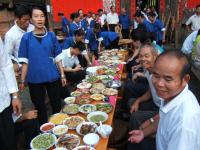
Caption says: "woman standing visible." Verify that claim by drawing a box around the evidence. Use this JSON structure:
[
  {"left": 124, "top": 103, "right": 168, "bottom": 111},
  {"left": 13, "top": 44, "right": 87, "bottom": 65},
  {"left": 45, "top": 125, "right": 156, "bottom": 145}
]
[{"left": 18, "top": 7, "right": 66, "bottom": 125}]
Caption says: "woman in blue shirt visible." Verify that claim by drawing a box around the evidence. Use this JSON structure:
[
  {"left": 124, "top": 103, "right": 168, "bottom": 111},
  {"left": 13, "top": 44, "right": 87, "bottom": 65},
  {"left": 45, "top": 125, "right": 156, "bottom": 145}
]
[
  {"left": 85, "top": 23, "right": 103, "bottom": 60},
  {"left": 69, "top": 12, "right": 81, "bottom": 36},
  {"left": 18, "top": 7, "right": 66, "bottom": 125},
  {"left": 100, "top": 31, "right": 119, "bottom": 49},
  {"left": 58, "top": 12, "right": 70, "bottom": 36}
]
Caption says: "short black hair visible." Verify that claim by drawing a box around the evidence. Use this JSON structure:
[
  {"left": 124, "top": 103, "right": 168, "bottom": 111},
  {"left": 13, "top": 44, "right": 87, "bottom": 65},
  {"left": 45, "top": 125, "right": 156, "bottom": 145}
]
[
  {"left": 147, "top": 12, "right": 156, "bottom": 17},
  {"left": 196, "top": 4, "right": 200, "bottom": 9},
  {"left": 94, "top": 22, "right": 101, "bottom": 30},
  {"left": 155, "top": 50, "right": 191, "bottom": 79},
  {"left": 74, "top": 29, "right": 85, "bottom": 36},
  {"left": 71, "top": 42, "right": 83, "bottom": 51},
  {"left": 98, "top": 9, "right": 103, "bottom": 13},
  {"left": 135, "top": 11, "right": 144, "bottom": 17},
  {"left": 110, "top": 5, "right": 115, "bottom": 10},
  {"left": 131, "top": 29, "right": 150, "bottom": 43},
  {"left": 15, "top": 5, "right": 30, "bottom": 18},
  {"left": 70, "top": 12, "right": 80, "bottom": 20},
  {"left": 58, "top": 12, "right": 64, "bottom": 16},
  {"left": 31, "top": 6, "right": 46, "bottom": 17}
]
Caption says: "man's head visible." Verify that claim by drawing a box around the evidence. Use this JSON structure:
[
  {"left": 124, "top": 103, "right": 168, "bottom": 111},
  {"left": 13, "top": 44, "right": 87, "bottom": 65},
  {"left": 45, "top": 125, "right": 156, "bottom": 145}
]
[
  {"left": 121, "top": 8, "right": 126, "bottom": 15},
  {"left": 110, "top": 6, "right": 115, "bottom": 13},
  {"left": 134, "top": 11, "right": 144, "bottom": 24},
  {"left": 70, "top": 12, "right": 80, "bottom": 22},
  {"left": 152, "top": 50, "right": 190, "bottom": 101},
  {"left": 78, "top": 9, "right": 84, "bottom": 18},
  {"left": 74, "top": 29, "right": 85, "bottom": 42},
  {"left": 15, "top": 5, "right": 31, "bottom": 31},
  {"left": 196, "top": 4, "right": 200, "bottom": 15},
  {"left": 71, "top": 42, "right": 82, "bottom": 55},
  {"left": 147, "top": 12, "right": 156, "bottom": 23},
  {"left": 98, "top": 9, "right": 103, "bottom": 16},
  {"left": 139, "top": 43, "right": 158, "bottom": 71},
  {"left": 93, "top": 23, "right": 101, "bottom": 33},
  {"left": 58, "top": 12, "right": 64, "bottom": 17}
]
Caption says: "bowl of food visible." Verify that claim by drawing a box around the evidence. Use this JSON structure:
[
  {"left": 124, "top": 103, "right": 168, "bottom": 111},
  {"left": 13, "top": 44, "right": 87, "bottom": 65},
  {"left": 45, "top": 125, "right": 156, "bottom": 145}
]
[
  {"left": 71, "top": 91, "right": 82, "bottom": 97},
  {"left": 40, "top": 122, "right": 55, "bottom": 133},
  {"left": 73, "top": 145, "right": 95, "bottom": 150},
  {"left": 52, "top": 125, "right": 68, "bottom": 136},
  {"left": 106, "top": 80, "right": 122, "bottom": 89},
  {"left": 64, "top": 97, "right": 76, "bottom": 104},
  {"left": 56, "top": 134, "right": 80, "bottom": 150},
  {"left": 83, "top": 133, "right": 100, "bottom": 147},
  {"left": 30, "top": 133, "right": 57, "bottom": 150},
  {"left": 87, "top": 111, "right": 108, "bottom": 124},
  {"left": 97, "top": 124, "right": 113, "bottom": 138},
  {"left": 79, "top": 104, "right": 96, "bottom": 114},
  {"left": 76, "top": 122, "right": 97, "bottom": 136}
]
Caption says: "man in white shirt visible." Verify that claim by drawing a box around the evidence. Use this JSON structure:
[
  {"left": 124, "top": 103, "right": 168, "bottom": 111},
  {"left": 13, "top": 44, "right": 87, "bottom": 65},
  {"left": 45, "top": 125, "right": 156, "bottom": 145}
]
[
  {"left": 62, "top": 43, "right": 86, "bottom": 84},
  {"left": 185, "top": 4, "right": 200, "bottom": 31},
  {"left": 98, "top": 9, "right": 107, "bottom": 29},
  {"left": 0, "top": 37, "right": 21, "bottom": 150},
  {"left": 106, "top": 6, "right": 119, "bottom": 32},
  {"left": 128, "top": 50, "right": 200, "bottom": 150},
  {"left": 4, "top": 5, "right": 34, "bottom": 76}
]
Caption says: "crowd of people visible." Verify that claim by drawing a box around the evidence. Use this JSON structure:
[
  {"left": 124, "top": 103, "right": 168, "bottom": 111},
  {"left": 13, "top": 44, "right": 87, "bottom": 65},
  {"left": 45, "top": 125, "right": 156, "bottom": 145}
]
[{"left": 0, "top": 3, "right": 200, "bottom": 150}]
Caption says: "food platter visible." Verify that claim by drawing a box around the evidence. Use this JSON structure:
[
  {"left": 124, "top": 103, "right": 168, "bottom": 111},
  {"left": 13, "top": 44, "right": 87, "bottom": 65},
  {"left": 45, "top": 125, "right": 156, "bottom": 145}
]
[
  {"left": 63, "top": 116, "right": 85, "bottom": 130},
  {"left": 70, "top": 91, "right": 82, "bottom": 97},
  {"left": 56, "top": 134, "right": 80, "bottom": 150},
  {"left": 76, "top": 122, "right": 97, "bottom": 136},
  {"left": 77, "top": 82, "right": 92, "bottom": 89},
  {"left": 62, "top": 104, "right": 79, "bottom": 115},
  {"left": 90, "top": 94, "right": 105, "bottom": 101},
  {"left": 49, "top": 113, "right": 69, "bottom": 125},
  {"left": 96, "top": 103, "right": 113, "bottom": 113},
  {"left": 79, "top": 104, "right": 96, "bottom": 114},
  {"left": 102, "top": 88, "right": 118, "bottom": 96},
  {"left": 75, "top": 94, "right": 92, "bottom": 105}
]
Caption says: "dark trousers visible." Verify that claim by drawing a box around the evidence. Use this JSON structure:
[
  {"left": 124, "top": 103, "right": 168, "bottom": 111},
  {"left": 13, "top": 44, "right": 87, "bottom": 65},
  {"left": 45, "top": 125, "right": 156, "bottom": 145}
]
[
  {"left": 0, "top": 106, "right": 16, "bottom": 150},
  {"left": 109, "top": 24, "right": 117, "bottom": 32},
  {"left": 122, "top": 28, "right": 130, "bottom": 39},
  {"left": 78, "top": 54, "right": 87, "bottom": 68},
  {"left": 105, "top": 37, "right": 119, "bottom": 49},
  {"left": 15, "top": 119, "right": 39, "bottom": 149},
  {"left": 28, "top": 80, "right": 62, "bottom": 125},
  {"left": 156, "top": 40, "right": 162, "bottom": 46},
  {"left": 65, "top": 70, "right": 86, "bottom": 84}
]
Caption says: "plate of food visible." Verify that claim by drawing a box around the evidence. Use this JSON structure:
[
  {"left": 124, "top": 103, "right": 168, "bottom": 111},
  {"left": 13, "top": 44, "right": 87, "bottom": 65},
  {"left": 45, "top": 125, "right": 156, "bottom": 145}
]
[
  {"left": 64, "top": 97, "right": 76, "bottom": 104},
  {"left": 49, "top": 113, "right": 69, "bottom": 125},
  {"left": 72, "top": 145, "right": 95, "bottom": 150},
  {"left": 75, "top": 94, "right": 92, "bottom": 105},
  {"left": 89, "top": 87, "right": 103, "bottom": 94},
  {"left": 63, "top": 116, "right": 85, "bottom": 130},
  {"left": 76, "top": 122, "right": 97, "bottom": 136},
  {"left": 96, "top": 67, "right": 107, "bottom": 75},
  {"left": 77, "top": 82, "right": 92, "bottom": 89},
  {"left": 52, "top": 125, "right": 68, "bottom": 136},
  {"left": 102, "top": 88, "right": 118, "bottom": 96},
  {"left": 90, "top": 94, "right": 105, "bottom": 101},
  {"left": 106, "top": 80, "right": 122, "bottom": 89},
  {"left": 100, "top": 75, "right": 114, "bottom": 84},
  {"left": 62, "top": 104, "right": 79, "bottom": 115},
  {"left": 56, "top": 134, "right": 80, "bottom": 150},
  {"left": 105, "top": 69, "right": 116, "bottom": 76},
  {"left": 96, "top": 103, "right": 113, "bottom": 113},
  {"left": 92, "top": 83, "right": 105, "bottom": 90},
  {"left": 79, "top": 104, "right": 96, "bottom": 114},
  {"left": 86, "top": 75, "right": 100, "bottom": 83},
  {"left": 70, "top": 91, "right": 82, "bottom": 97},
  {"left": 87, "top": 111, "right": 108, "bottom": 123},
  {"left": 30, "top": 133, "right": 56, "bottom": 150}
]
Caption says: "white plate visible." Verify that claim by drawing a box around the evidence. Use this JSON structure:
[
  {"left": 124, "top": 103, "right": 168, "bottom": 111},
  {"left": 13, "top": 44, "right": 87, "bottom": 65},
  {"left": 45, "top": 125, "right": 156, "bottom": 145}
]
[
  {"left": 73, "top": 145, "right": 95, "bottom": 150},
  {"left": 87, "top": 111, "right": 108, "bottom": 123},
  {"left": 77, "top": 82, "right": 92, "bottom": 89},
  {"left": 76, "top": 122, "right": 97, "bottom": 135},
  {"left": 79, "top": 104, "right": 96, "bottom": 114}
]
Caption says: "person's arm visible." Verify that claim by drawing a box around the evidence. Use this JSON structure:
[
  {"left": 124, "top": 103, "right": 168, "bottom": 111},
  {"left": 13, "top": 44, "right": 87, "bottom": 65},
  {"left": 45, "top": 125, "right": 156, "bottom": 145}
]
[
  {"left": 185, "top": 16, "right": 192, "bottom": 32},
  {"left": 19, "top": 63, "right": 28, "bottom": 91},
  {"left": 130, "top": 89, "right": 152, "bottom": 113},
  {"left": 131, "top": 48, "right": 140, "bottom": 60},
  {"left": 128, "top": 116, "right": 159, "bottom": 143},
  {"left": 139, "top": 114, "right": 159, "bottom": 130},
  {"left": 0, "top": 37, "right": 21, "bottom": 115},
  {"left": 98, "top": 37, "right": 103, "bottom": 53},
  {"left": 16, "top": 110, "right": 38, "bottom": 122}
]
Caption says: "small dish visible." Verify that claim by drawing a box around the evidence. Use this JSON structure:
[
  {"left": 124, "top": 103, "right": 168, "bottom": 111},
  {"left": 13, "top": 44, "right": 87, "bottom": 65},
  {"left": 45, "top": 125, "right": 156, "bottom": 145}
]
[
  {"left": 40, "top": 122, "right": 55, "bottom": 133},
  {"left": 83, "top": 133, "right": 100, "bottom": 147}
]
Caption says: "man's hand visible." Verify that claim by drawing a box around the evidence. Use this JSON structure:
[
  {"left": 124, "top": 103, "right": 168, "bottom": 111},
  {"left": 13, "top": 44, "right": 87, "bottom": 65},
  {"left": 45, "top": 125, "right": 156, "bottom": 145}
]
[
  {"left": 19, "top": 83, "right": 25, "bottom": 92},
  {"left": 12, "top": 98, "right": 22, "bottom": 116},
  {"left": 130, "top": 100, "right": 140, "bottom": 113},
  {"left": 128, "top": 130, "right": 144, "bottom": 143},
  {"left": 61, "top": 78, "right": 67, "bottom": 87},
  {"left": 24, "top": 110, "right": 38, "bottom": 120},
  {"left": 73, "top": 66, "right": 82, "bottom": 72}
]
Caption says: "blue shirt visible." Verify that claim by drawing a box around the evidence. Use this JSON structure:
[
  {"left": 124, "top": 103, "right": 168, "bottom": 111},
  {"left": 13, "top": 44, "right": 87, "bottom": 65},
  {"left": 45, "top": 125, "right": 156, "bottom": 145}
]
[
  {"left": 81, "top": 19, "right": 88, "bottom": 31},
  {"left": 100, "top": 31, "right": 119, "bottom": 46},
  {"left": 90, "top": 20, "right": 95, "bottom": 29},
  {"left": 62, "top": 37, "right": 76, "bottom": 50},
  {"left": 151, "top": 19, "right": 165, "bottom": 41},
  {"left": 85, "top": 28, "right": 102, "bottom": 51},
  {"left": 119, "top": 14, "right": 130, "bottom": 29},
  {"left": 61, "top": 16, "right": 69, "bottom": 34},
  {"left": 69, "top": 22, "right": 81, "bottom": 36},
  {"left": 18, "top": 32, "right": 62, "bottom": 83},
  {"left": 143, "top": 19, "right": 154, "bottom": 32}
]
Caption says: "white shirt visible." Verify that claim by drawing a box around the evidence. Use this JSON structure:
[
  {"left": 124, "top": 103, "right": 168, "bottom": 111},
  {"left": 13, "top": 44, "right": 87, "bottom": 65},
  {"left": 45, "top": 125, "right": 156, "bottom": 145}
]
[
  {"left": 106, "top": 12, "right": 119, "bottom": 25},
  {"left": 4, "top": 22, "right": 34, "bottom": 63},
  {"left": 181, "top": 30, "right": 198, "bottom": 54},
  {"left": 156, "top": 85, "right": 200, "bottom": 150},
  {"left": 0, "top": 38, "right": 18, "bottom": 113},
  {"left": 62, "top": 48, "right": 79, "bottom": 69},
  {"left": 144, "top": 70, "right": 162, "bottom": 107},
  {"left": 99, "top": 14, "right": 107, "bottom": 26},
  {"left": 185, "top": 14, "right": 200, "bottom": 31}
]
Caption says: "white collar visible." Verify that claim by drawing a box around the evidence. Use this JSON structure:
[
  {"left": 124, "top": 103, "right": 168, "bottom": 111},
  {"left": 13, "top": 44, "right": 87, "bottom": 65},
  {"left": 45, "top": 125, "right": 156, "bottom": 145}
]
[
  {"left": 160, "top": 84, "right": 189, "bottom": 113},
  {"left": 14, "top": 21, "right": 27, "bottom": 33}
]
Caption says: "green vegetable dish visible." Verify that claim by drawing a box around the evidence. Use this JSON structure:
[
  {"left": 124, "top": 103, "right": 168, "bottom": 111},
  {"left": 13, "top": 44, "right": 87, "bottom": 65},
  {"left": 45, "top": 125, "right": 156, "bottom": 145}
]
[
  {"left": 31, "top": 133, "right": 56, "bottom": 149},
  {"left": 96, "top": 103, "right": 113, "bottom": 113},
  {"left": 90, "top": 115, "right": 106, "bottom": 123}
]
